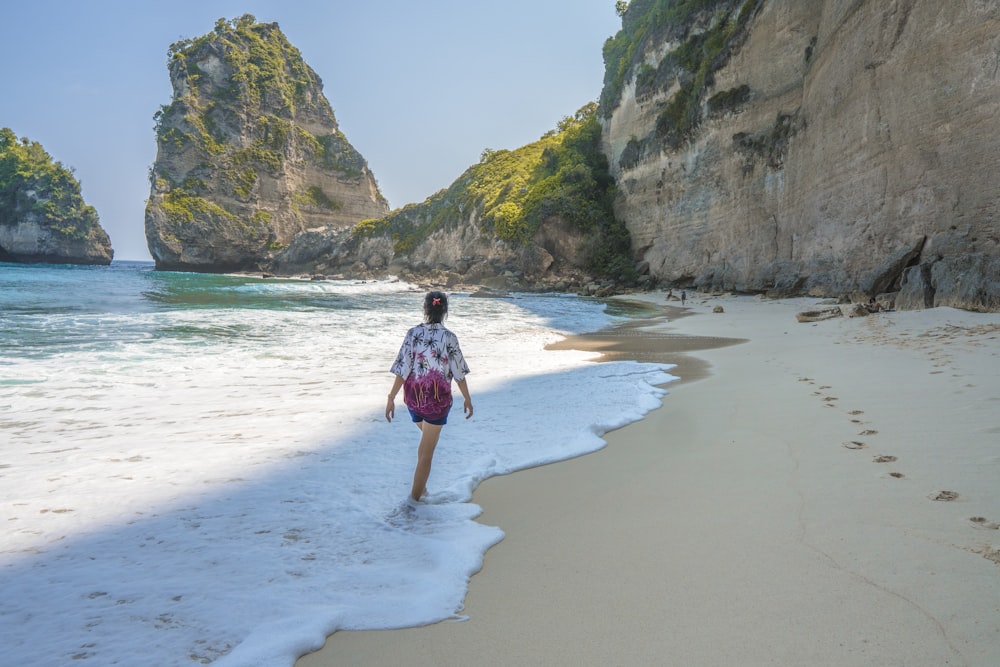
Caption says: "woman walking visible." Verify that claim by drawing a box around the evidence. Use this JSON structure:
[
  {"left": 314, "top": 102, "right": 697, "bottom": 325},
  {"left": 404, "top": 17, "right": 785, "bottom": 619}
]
[{"left": 386, "top": 291, "right": 473, "bottom": 502}]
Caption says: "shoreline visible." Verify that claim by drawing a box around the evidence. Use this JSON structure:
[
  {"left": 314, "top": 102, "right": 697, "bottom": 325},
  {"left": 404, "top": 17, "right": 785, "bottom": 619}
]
[
  {"left": 297, "top": 293, "right": 1000, "bottom": 666},
  {"left": 544, "top": 299, "right": 745, "bottom": 385}
]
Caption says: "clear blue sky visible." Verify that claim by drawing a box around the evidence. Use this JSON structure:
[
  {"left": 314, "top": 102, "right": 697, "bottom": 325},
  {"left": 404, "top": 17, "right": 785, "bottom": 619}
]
[{"left": 1, "top": 1, "right": 622, "bottom": 260}]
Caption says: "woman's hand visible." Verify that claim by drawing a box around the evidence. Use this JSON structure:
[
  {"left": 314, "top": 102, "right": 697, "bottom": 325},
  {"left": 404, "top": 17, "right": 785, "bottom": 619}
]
[{"left": 463, "top": 397, "right": 474, "bottom": 419}]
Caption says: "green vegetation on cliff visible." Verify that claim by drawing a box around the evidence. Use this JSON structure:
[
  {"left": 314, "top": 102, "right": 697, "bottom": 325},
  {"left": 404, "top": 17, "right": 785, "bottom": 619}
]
[
  {"left": 174, "top": 15, "right": 313, "bottom": 116},
  {"left": 355, "top": 103, "right": 635, "bottom": 280},
  {"left": 0, "top": 128, "right": 101, "bottom": 239},
  {"left": 292, "top": 185, "right": 341, "bottom": 212},
  {"left": 601, "top": 0, "right": 757, "bottom": 147},
  {"left": 159, "top": 190, "right": 236, "bottom": 224}
]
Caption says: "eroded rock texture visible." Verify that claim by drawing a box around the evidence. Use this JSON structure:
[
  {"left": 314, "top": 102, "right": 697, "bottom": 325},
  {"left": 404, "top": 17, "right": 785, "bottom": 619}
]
[{"left": 603, "top": 1, "right": 999, "bottom": 310}]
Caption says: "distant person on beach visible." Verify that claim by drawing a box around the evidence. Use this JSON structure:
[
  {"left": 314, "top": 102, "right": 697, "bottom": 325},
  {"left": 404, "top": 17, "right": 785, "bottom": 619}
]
[
  {"left": 386, "top": 291, "right": 473, "bottom": 502},
  {"left": 681, "top": 290, "right": 687, "bottom": 305},
  {"left": 866, "top": 297, "right": 883, "bottom": 313}
]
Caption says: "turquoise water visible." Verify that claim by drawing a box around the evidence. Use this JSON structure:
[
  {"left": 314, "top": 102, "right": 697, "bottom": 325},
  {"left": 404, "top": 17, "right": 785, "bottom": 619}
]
[{"left": 1, "top": 261, "right": 401, "bottom": 356}]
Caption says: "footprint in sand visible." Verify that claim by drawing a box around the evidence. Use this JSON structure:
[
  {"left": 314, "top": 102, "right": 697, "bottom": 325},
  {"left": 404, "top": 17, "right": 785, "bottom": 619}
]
[
  {"left": 859, "top": 429, "right": 879, "bottom": 436},
  {"left": 848, "top": 410, "right": 865, "bottom": 416},
  {"left": 970, "top": 517, "right": 1000, "bottom": 530},
  {"left": 873, "top": 455, "right": 897, "bottom": 463},
  {"left": 930, "top": 490, "right": 960, "bottom": 502},
  {"left": 973, "top": 545, "right": 1000, "bottom": 565},
  {"left": 889, "top": 472, "right": 905, "bottom": 478},
  {"left": 843, "top": 441, "right": 867, "bottom": 450}
]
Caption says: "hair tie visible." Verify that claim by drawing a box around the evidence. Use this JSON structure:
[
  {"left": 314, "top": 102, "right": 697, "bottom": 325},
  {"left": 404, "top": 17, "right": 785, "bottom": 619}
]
[{"left": 432, "top": 297, "right": 441, "bottom": 306}]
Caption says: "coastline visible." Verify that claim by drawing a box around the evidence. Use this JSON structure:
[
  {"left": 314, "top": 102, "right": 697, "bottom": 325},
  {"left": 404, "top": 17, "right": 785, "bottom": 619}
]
[{"left": 297, "top": 293, "right": 1000, "bottom": 666}]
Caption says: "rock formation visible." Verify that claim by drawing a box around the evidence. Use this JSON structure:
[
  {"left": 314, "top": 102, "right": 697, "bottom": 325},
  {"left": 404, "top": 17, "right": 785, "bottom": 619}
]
[
  {"left": 601, "top": 0, "right": 1000, "bottom": 311},
  {"left": 275, "top": 104, "right": 635, "bottom": 293},
  {"left": 145, "top": 15, "right": 387, "bottom": 272},
  {"left": 0, "top": 127, "right": 113, "bottom": 265}
]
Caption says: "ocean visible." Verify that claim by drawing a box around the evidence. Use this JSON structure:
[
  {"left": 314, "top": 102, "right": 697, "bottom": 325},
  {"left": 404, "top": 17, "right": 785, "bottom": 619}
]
[{"left": 0, "top": 261, "right": 675, "bottom": 666}]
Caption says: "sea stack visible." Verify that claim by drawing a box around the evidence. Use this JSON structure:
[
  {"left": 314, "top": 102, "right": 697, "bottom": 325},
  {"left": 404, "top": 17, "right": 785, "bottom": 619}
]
[{"left": 144, "top": 14, "right": 388, "bottom": 272}]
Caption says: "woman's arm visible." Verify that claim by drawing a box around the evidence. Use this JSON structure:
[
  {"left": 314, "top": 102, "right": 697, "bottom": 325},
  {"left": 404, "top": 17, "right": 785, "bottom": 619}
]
[
  {"left": 385, "top": 375, "right": 405, "bottom": 422},
  {"left": 456, "top": 378, "right": 473, "bottom": 419}
]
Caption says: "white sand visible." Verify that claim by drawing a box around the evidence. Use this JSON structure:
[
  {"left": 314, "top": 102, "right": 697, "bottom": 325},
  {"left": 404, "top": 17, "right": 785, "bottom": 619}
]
[{"left": 297, "top": 294, "right": 1000, "bottom": 666}]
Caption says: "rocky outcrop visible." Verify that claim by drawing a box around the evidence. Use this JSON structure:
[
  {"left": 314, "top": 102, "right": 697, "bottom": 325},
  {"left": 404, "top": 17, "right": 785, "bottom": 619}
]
[
  {"left": 0, "top": 128, "right": 113, "bottom": 264},
  {"left": 274, "top": 104, "right": 634, "bottom": 293},
  {"left": 602, "top": 0, "right": 1000, "bottom": 311},
  {"left": 145, "top": 15, "right": 387, "bottom": 272},
  {"left": 272, "top": 213, "right": 594, "bottom": 292}
]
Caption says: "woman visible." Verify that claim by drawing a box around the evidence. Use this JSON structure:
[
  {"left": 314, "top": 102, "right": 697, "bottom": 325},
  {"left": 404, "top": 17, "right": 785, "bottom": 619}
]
[{"left": 386, "top": 291, "right": 473, "bottom": 502}]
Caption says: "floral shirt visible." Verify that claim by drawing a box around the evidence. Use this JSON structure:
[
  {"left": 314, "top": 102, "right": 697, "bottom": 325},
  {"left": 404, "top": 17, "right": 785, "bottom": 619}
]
[{"left": 390, "top": 323, "right": 469, "bottom": 419}]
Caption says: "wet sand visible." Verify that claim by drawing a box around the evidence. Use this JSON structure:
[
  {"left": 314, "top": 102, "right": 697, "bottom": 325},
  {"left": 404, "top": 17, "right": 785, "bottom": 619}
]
[{"left": 545, "top": 300, "right": 744, "bottom": 384}]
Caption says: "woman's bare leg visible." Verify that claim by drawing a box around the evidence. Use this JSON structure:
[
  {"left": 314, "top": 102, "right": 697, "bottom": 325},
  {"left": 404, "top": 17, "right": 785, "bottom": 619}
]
[{"left": 410, "top": 422, "right": 443, "bottom": 501}]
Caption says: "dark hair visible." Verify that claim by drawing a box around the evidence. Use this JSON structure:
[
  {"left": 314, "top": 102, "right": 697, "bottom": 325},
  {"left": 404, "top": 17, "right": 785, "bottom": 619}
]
[{"left": 423, "top": 291, "right": 448, "bottom": 324}]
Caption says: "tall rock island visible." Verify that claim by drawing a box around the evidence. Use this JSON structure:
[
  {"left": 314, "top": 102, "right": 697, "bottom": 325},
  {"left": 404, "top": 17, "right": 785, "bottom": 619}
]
[
  {"left": 601, "top": 0, "right": 1000, "bottom": 311},
  {"left": 145, "top": 15, "right": 387, "bottom": 272},
  {"left": 0, "top": 128, "right": 113, "bottom": 265}
]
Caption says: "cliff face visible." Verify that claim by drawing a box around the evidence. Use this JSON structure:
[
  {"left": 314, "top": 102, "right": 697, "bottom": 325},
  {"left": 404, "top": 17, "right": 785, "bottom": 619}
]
[
  {"left": 276, "top": 104, "right": 632, "bottom": 292},
  {"left": 274, "top": 207, "right": 595, "bottom": 291},
  {"left": 0, "top": 128, "right": 113, "bottom": 265},
  {"left": 145, "top": 15, "right": 387, "bottom": 272},
  {"left": 602, "top": 0, "right": 1000, "bottom": 310}
]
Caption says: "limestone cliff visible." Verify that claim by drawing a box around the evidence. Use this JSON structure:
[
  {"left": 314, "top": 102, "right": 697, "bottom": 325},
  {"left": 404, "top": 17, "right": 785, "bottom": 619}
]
[
  {"left": 276, "top": 104, "right": 634, "bottom": 293},
  {"left": 0, "top": 128, "right": 113, "bottom": 265},
  {"left": 602, "top": 0, "right": 1000, "bottom": 311},
  {"left": 145, "top": 15, "right": 387, "bottom": 272}
]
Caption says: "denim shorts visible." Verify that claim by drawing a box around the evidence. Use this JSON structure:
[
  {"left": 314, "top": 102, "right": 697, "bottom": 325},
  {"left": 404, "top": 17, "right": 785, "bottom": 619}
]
[{"left": 408, "top": 405, "right": 450, "bottom": 426}]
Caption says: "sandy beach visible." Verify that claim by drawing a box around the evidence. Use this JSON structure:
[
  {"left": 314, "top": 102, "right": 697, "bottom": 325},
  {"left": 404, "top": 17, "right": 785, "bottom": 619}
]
[{"left": 297, "top": 293, "right": 1000, "bottom": 666}]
